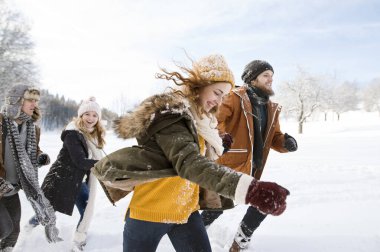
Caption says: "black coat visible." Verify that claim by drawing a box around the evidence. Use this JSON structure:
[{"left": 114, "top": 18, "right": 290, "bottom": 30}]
[{"left": 41, "top": 129, "right": 97, "bottom": 215}]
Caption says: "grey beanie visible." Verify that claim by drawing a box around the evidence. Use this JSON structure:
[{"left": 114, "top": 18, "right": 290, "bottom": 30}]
[
  {"left": 241, "top": 60, "right": 274, "bottom": 84},
  {"left": 1, "top": 84, "right": 40, "bottom": 119}
]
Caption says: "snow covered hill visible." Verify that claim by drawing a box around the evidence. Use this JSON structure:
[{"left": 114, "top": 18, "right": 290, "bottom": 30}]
[{"left": 12, "top": 111, "right": 380, "bottom": 251}]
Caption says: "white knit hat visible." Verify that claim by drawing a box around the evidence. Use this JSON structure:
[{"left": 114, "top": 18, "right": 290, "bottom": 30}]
[{"left": 77, "top": 97, "right": 101, "bottom": 119}]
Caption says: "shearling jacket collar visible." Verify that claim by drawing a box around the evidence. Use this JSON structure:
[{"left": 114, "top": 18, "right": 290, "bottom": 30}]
[{"left": 113, "top": 92, "right": 192, "bottom": 140}]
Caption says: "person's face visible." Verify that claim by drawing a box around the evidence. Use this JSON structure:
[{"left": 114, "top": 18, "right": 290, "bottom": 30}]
[
  {"left": 198, "top": 82, "right": 232, "bottom": 112},
  {"left": 251, "top": 70, "right": 274, "bottom": 96},
  {"left": 21, "top": 98, "right": 38, "bottom": 116},
  {"left": 81, "top": 111, "right": 99, "bottom": 129}
]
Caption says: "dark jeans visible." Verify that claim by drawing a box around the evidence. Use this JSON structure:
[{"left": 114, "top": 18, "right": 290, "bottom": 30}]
[
  {"left": 201, "top": 210, "right": 224, "bottom": 226},
  {"left": 29, "top": 182, "right": 89, "bottom": 227},
  {"left": 75, "top": 182, "right": 89, "bottom": 226},
  {"left": 0, "top": 199, "right": 13, "bottom": 240},
  {"left": 123, "top": 211, "right": 211, "bottom": 252},
  {"left": 201, "top": 206, "right": 267, "bottom": 238},
  {"left": 0, "top": 194, "right": 21, "bottom": 249}
]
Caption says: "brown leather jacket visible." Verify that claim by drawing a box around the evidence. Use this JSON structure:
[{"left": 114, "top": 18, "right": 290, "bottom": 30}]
[
  {"left": 0, "top": 113, "right": 41, "bottom": 179},
  {"left": 216, "top": 86, "right": 288, "bottom": 179}
]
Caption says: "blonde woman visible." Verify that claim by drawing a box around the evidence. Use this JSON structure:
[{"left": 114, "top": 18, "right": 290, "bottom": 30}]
[
  {"left": 93, "top": 54, "right": 289, "bottom": 252},
  {"left": 28, "top": 97, "right": 105, "bottom": 251}
]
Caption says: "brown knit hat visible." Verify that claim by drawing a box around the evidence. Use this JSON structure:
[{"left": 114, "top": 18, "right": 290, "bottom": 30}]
[{"left": 192, "top": 54, "right": 235, "bottom": 87}]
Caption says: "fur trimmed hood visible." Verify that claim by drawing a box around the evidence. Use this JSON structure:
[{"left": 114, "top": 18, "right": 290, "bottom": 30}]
[{"left": 113, "top": 92, "right": 191, "bottom": 139}]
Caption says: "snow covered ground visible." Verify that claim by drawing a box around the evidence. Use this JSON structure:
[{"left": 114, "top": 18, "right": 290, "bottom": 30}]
[{"left": 12, "top": 111, "right": 380, "bottom": 251}]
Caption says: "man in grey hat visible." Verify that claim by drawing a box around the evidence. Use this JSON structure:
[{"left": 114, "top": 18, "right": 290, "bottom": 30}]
[
  {"left": 201, "top": 60, "right": 298, "bottom": 251},
  {"left": 0, "top": 84, "right": 62, "bottom": 251}
]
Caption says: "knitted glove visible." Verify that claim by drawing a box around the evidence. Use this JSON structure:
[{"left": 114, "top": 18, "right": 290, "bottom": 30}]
[
  {"left": 0, "top": 177, "right": 14, "bottom": 198},
  {"left": 37, "top": 153, "right": 51, "bottom": 166},
  {"left": 45, "top": 224, "right": 63, "bottom": 243},
  {"left": 284, "top": 133, "right": 298, "bottom": 152},
  {"left": 221, "top": 133, "right": 233, "bottom": 154},
  {"left": 246, "top": 180, "right": 290, "bottom": 216}
]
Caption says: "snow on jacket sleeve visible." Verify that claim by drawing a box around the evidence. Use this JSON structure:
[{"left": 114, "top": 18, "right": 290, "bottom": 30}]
[{"left": 154, "top": 118, "right": 247, "bottom": 200}]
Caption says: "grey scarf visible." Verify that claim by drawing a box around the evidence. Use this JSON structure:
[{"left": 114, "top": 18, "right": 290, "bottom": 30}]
[{"left": 4, "top": 112, "right": 56, "bottom": 226}]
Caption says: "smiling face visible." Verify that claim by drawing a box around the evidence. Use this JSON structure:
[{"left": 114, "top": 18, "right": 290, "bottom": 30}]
[
  {"left": 21, "top": 98, "right": 38, "bottom": 116},
  {"left": 251, "top": 69, "right": 274, "bottom": 96},
  {"left": 198, "top": 82, "right": 232, "bottom": 113},
  {"left": 81, "top": 111, "right": 99, "bottom": 130}
]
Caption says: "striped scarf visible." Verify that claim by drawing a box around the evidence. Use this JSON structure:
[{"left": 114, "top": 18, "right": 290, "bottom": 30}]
[{"left": 4, "top": 112, "right": 57, "bottom": 227}]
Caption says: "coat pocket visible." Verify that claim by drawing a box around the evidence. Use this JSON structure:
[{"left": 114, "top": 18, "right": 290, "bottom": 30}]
[{"left": 217, "top": 149, "right": 248, "bottom": 167}]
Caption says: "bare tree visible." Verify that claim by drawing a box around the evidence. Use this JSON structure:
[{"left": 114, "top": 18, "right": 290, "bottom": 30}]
[
  {"left": 0, "top": 0, "right": 38, "bottom": 103},
  {"left": 317, "top": 76, "right": 335, "bottom": 121},
  {"left": 112, "top": 92, "right": 139, "bottom": 116},
  {"left": 362, "top": 78, "right": 380, "bottom": 116},
  {"left": 329, "top": 81, "right": 359, "bottom": 120},
  {"left": 277, "top": 67, "right": 322, "bottom": 134}
]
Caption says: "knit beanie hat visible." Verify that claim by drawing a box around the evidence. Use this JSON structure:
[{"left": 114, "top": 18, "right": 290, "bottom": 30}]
[
  {"left": 241, "top": 60, "right": 274, "bottom": 84},
  {"left": 1, "top": 84, "right": 40, "bottom": 119},
  {"left": 77, "top": 96, "right": 101, "bottom": 119},
  {"left": 192, "top": 54, "right": 235, "bottom": 87}
]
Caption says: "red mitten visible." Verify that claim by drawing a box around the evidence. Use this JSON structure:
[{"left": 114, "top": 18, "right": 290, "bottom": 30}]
[{"left": 245, "top": 180, "right": 290, "bottom": 216}]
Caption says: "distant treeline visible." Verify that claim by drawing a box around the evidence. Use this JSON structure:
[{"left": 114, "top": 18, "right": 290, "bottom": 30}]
[{"left": 38, "top": 89, "right": 118, "bottom": 131}]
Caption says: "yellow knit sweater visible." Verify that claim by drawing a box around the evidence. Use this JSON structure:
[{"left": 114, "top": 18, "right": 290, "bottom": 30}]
[{"left": 128, "top": 136, "right": 206, "bottom": 224}]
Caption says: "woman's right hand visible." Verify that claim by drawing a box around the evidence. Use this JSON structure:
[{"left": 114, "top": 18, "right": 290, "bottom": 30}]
[{"left": 245, "top": 179, "right": 289, "bottom": 216}]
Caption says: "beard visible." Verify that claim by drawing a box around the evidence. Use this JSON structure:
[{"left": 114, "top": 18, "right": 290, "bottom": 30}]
[{"left": 252, "top": 81, "right": 274, "bottom": 96}]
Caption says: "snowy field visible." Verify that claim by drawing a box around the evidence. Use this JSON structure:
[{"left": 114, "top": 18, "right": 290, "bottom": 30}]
[{"left": 12, "top": 111, "right": 380, "bottom": 252}]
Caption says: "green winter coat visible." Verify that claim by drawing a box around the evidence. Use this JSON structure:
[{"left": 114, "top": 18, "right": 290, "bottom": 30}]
[{"left": 93, "top": 92, "right": 244, "bottom": 209}]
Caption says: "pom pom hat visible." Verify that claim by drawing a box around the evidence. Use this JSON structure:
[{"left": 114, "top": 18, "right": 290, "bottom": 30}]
[
  {"left": 77, "top": 96, "right": 101, "bottom": 119},
  {"left": 192, "top": 54, "right": 235, "bottom": 88}
]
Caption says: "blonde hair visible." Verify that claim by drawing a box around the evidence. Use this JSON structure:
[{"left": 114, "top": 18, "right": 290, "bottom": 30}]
[
  {"left": 74, "top": 116, "right": 106, "bottom": 148},
  {"left": 157, "top": 68, "right": 219, "bottom": 118},
  {"left": 156, "top": 54, "right": 234, "bottom": 118}
]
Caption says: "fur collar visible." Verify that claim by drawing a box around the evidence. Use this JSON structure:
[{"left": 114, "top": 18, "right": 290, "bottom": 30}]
[
  {"left": 113, "top": 92, "right": 191, "bottom": 139},
  {"left": 65, "top": 121, "right": 79, "bottom": 131}
]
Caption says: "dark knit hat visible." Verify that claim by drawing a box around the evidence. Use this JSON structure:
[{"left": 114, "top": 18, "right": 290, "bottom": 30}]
[{"left": 241, "top": 60, "right": 274, "bottom": 84}]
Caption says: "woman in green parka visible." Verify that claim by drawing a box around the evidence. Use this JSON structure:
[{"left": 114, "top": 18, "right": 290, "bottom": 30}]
[{"left": 93, "top": 54, "right": 290, "bottom": 252}]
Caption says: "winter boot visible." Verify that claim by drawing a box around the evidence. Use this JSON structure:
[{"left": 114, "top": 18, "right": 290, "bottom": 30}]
[
  {"left": 23, "top": 216, "right": 39, "bottom": 232},
  {"left": 229, "top": 240, "right": 242, "bottom": 252},
  {"left": 72, "top": 230, "right": 87, "bottom": 251},
  {"left": 72, "top": 241, "right": 86, "bottom": 252},
  {"left": 231, "top": 222, "right": 252, "bottom": 251}
]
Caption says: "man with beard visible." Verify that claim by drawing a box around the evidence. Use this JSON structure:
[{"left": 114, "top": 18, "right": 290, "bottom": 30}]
[{"left": 201, "top": 60, "right": 298, "bottom": 252}]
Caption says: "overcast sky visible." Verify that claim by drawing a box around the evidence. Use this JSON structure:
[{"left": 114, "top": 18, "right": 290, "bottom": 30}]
[{"left": 10, "top": 0, "right": 380, "bottom": 111}]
